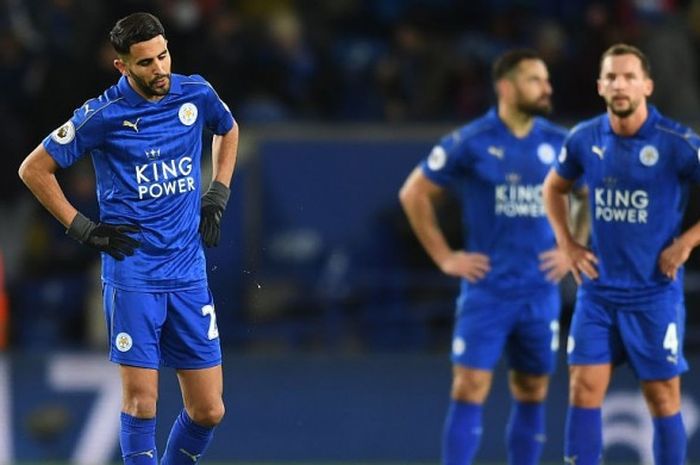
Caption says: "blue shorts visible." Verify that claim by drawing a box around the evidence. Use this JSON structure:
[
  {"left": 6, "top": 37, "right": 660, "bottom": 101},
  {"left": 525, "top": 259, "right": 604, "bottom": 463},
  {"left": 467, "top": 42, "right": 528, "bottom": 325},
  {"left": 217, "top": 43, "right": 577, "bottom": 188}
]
[
  {"left": 451, "top": 289, "right": 561, "bottom": 374},
  {"left": 103, "top": 284, "right": 222, "bottom": 370},
  {"left": 567, "top": 294, "right": 688, "bottom": 380}
]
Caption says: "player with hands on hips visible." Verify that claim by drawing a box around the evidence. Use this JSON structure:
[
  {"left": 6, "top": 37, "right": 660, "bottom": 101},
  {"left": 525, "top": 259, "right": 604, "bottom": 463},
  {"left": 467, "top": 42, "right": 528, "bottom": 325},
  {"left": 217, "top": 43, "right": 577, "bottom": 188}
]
[
  {"left": 18, "top": 12, "right": 239, "bottom": 465},
  {"left": 400, "top": 49, "right": 588, "bottom": 465},
  {"left": 543, "top": 43, "right": 700, "bottom": 465}
]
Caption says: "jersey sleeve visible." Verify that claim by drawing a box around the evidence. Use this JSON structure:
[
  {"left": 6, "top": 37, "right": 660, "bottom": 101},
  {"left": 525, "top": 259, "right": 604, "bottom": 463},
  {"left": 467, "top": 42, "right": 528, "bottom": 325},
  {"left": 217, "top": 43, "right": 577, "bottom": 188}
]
[
  {"left": 42, "top": 99, "right": 104, "bottom": 168},
  {"left": 553, "top": 131, "right": 583, "bottom": 181},
  {"left": 676, "top": 131, "right": 700, "bottom": 183},
  {"left": 191, "top": 75, "right": 235, "bottom": 135},
  {"left": 420, "top": 131, "right": 468, "bottom": 188}
]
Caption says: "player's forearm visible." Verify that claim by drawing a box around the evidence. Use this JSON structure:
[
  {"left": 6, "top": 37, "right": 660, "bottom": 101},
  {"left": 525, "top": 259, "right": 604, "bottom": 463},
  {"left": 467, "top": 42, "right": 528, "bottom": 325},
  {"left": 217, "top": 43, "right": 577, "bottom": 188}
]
[
  {"left": 569, "top": 188, "right": 591, "bottom": 246},
  {"left": 543, "top": 184, "right": 576, "bottom": 249},
  {"left": 399, "top": 191, "right": 453, "bottom": 268},
  {"left": 18, "top": 149, "right": 78, "bottom": 228},
  {"left": 210, "top": 123, "right": 239, "bottom": 187},
  {"left": 677, "top": 220, "right": 700, "bottom": 251}
]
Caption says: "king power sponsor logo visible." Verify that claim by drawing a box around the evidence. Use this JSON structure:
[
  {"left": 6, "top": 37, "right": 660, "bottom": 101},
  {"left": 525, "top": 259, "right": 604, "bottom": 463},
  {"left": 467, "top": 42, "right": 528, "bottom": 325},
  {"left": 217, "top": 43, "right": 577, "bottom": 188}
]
[
  {"left": 494, "top": 183, "right": 545, "bottom": 218},
  {"left": 135, "top": 155, "right": 196, "bottom": 200},
  {"left": 594, "top": 188, "right": 649, "bottom": 223}
]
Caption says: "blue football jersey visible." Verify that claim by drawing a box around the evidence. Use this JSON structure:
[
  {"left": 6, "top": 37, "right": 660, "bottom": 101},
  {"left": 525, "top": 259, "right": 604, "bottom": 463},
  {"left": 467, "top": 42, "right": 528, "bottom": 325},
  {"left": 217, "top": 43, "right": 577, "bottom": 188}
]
[
  {"left": 555, "top": 106, "right": 700, "bottom": 305},
  {"left": 43, "top": 74, "right": 235, "bottom": 291},
  {"left": 421, "top": 108, "right": 567, "bottom": 300}
]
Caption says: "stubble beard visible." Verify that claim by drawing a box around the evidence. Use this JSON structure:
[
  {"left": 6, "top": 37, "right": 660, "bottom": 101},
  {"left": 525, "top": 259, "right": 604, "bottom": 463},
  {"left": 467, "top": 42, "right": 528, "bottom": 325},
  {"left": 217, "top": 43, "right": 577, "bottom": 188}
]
[{"left": 132, "top": 73, "right": 171, "bottom": 98}]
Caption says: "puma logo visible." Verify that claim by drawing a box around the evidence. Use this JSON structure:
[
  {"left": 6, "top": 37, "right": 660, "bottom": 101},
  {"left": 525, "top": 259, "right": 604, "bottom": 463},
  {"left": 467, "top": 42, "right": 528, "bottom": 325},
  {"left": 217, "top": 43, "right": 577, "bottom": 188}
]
[
  {"left": 488, "top": 145, "right": 505, "bottom": 159},
  {"left": 564, "top": 455, "right": 578, "bottom": 465},
  {"left": 131, "top": 449, "right": 155, "bottom": 459},
  {"left": 123, "top": 118, "right": 141, "bottom": 132},
  {"left": 592, "top": 145, "right": 606, "bottom": 160},
  {"left": 179, "top": 448, "right": 201, "bottom": 463}
]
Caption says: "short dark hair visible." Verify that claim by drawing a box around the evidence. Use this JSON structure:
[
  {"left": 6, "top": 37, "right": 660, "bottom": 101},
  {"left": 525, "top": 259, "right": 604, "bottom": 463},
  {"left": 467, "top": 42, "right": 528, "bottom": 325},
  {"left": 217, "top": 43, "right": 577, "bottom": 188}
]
[
  {"left": 492, "top": 49, "right": 543, "bottom": 82},
  {"left": 600, "top": 43, "right": 651, "bottom": 77},
  {"left": 109, "top": 12, "right": 165, "bottom": 55}
]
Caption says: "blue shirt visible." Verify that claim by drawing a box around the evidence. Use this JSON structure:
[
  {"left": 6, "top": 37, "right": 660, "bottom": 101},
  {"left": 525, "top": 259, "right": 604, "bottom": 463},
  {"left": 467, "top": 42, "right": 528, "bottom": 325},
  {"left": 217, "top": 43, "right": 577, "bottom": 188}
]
[
  {"left": 421, "top": 108, "right": 567, "bottom": 301},
  {"left": 43, "top": 74, "right": 235, "bottom": 291},
  {"left": 555, "top": 106, "right": 700, "bottom": 305}
]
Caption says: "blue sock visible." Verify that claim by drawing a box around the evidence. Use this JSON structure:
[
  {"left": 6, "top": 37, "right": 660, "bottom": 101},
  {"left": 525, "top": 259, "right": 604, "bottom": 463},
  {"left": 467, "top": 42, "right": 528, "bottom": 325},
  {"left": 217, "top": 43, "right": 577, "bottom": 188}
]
[
  {"left": 653, "top": 412, "right": 686, "bottom": 465},
  {"left": 161, "top": 410, "right": 216, "bottom": 465},
  {"left": 564, "top": 406, "right": 602, "bottom": 465},
  {"left": 506, "top": 401, "right": 545, "bottom": 465},
  {"left": 119, "top": 413, "right": 157, "bottom": 465},
  {"left": 442, "top": 400, "right": 483, "bottom": 465}
]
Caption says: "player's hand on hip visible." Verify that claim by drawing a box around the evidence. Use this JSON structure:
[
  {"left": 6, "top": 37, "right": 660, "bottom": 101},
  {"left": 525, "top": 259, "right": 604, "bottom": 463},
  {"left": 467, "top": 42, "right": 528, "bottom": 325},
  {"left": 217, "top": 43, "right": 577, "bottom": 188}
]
[
  {"left": 66, "top": 212, "right": 140, "bottom": 261},
  {"left": 440, "top": 251, "right": 490, "bottom": 283},
  {"left": 658, "top": 237, "right": 692, "bottom": 280},
  {"left": 199, "top": 181, "right": 230, "bottom": 248},
  {"left": 538, "top": 247, "right": 571, "bottom": 283},
  {"left": 561, "top": 240, "right": 598, "bottom": 285}
]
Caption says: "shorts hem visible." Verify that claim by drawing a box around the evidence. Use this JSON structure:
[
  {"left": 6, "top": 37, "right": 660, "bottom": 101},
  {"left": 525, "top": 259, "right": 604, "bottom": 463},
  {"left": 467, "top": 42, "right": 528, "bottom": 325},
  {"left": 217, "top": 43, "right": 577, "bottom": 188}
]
[
  {"left": 110, "top": 357, "right": 160, "bottom": 370},
  {"left": 161, "top": 359, "right": 223, "bottom": 370}
]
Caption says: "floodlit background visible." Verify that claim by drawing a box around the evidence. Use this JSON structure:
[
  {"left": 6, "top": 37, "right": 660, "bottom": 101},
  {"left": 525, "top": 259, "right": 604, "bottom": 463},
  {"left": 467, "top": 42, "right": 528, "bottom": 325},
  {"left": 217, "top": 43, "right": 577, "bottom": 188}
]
[{"left": 2, "top": 0, "right": 700, "bottom": 463}]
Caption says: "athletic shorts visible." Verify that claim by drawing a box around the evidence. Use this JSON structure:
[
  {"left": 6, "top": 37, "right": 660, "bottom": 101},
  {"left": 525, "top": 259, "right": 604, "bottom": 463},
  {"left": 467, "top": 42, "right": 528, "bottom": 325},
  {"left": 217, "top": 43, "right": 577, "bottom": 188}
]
[
  {"left": 103, "top": 284, "right": 222, "bottom": 369},
  {"left": 567, "top": 293, "right": 688, "bottom": 380},
  {"left": 451, "top": 289, "right": 561, "bottom": 374}
]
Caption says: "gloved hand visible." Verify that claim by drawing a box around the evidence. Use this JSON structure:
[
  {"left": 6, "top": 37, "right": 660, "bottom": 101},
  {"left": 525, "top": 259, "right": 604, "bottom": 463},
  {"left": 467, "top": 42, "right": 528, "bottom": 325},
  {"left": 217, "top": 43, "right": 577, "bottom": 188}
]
[
  {"left": 67, "top": 212, "right": 140, "bottom": 260},
  {"left": 199, "top": 180, "right": 230, "bottom": 247}
]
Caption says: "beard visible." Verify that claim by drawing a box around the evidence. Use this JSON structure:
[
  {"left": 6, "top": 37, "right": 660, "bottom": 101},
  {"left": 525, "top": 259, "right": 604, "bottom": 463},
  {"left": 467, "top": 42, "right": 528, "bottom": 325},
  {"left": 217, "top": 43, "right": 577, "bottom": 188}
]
[
  {"left": 607, "top": 96, "right": 638, "bottom": 118},
  {"left": 516, "top": 96, "right": 552, "bottom": 117},
  {"left": 130, "top": 72, "right": 171, "bottom": 98}
]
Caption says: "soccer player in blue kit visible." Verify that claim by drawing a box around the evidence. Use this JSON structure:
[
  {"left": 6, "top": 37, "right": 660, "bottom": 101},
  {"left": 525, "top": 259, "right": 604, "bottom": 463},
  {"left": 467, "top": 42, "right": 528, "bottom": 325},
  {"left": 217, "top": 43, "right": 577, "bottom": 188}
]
[
  {"left": 400, "top": 49, "right": 588, "bottom": 465},
  {"left": 543, "top": 44, "right": 700, "bottom": 465},
  {"left": 18, "top": 12, "right": 238, "bottom": 465}
]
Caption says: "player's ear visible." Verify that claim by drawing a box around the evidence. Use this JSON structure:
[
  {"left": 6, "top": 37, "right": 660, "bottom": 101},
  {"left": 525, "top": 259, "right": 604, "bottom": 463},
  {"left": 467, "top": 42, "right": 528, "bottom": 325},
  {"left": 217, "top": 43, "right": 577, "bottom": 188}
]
[
  {"left": 644, "top": 77, "right": 654, "bottom": 97},
  {"left": 114, "top": 58, "right": 128, "bottom": 76}
]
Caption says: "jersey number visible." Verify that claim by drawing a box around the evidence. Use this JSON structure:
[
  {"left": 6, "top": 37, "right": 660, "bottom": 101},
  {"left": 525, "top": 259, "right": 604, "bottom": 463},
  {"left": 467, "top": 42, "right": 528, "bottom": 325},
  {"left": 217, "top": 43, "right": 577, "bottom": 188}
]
[
  {"left": 550, "top": 320, "right": 560, "bottom": 351},
  {"left": 663, "top": 323, "right": 679, "bottom": 355},
  {"left": 202, "top": 304, "right": 219, "bottom": 340}
]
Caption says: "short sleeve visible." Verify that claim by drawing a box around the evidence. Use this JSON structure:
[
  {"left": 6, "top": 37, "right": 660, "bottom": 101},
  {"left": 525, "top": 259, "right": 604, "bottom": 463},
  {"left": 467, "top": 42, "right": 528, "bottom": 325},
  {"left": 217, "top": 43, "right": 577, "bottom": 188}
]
[
  {"left": 675, "top": 131, "right": 700, "bottom": 183},
  {"left": 190, "top": 75, "right": 234, "bottom": 135},
  {"left": 554, "top": 132, "right": 583, "bottom": 181},
  {"left": 421, "top": 131, "right": 468, "bottom": 188},
  {"left": 42, "top": 99, "right": 104, "bottom": 168}
]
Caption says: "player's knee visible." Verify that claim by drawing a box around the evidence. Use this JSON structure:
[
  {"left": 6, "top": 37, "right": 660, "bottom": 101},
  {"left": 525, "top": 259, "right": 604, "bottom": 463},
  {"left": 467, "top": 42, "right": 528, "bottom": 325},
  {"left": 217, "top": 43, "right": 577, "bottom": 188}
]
[
  {"left": 510, "top": 373, "right": 548, "bottom": 402},
  {"left": 569, "top": 374, "right": 604, "bottom": 407},
  {"left": 189, "top": 401, "right": 225, "bottom": 427},
  {"left": 122, "top": 392, "right": 158, "bottom": 418},
  {"left": 451, "top": 371, "right": 490, "bottom": 403},
  {"left": 642, "top": 381, "right": 681, "bottom": 417}
]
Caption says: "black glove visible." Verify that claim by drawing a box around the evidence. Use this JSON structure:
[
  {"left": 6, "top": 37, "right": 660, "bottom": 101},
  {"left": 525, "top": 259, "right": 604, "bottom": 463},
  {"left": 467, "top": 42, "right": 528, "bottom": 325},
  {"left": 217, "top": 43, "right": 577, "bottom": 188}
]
[
  {"left": 199, "top": 180, "right": 230, "bottom": 247},
  {"left": 67, "top": 212, "right": 141, "bottom": 260}
]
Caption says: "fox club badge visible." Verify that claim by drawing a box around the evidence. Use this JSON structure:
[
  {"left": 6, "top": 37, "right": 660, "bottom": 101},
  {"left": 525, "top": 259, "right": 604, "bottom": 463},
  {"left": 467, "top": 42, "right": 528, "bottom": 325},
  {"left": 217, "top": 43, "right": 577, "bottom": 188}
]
[
  {"left": 178, "top": 102, "right": 198, "bottom": 126},
  {"left": 537, "top": 143, "right": 555, "bottom": 164},
  {"left": 639, "top": 145, "right": 659, "bottom": 167}
]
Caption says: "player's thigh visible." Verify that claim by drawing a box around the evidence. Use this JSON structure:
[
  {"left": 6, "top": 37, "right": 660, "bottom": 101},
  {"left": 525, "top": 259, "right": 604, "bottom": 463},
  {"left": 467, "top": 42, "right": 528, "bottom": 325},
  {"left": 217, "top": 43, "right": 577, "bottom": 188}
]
[
  {"left": 567, "top": 295, "right": 623, "bottom": 366},
  {"left": 507, "top": 289, "right": 561, "bottom": 376},
  {"left": 161, "top": 287, "right": 222, "bottom": 369},
  {"left": 177, "top": 365, "right": 224, "bottom": 409},
  {"left": 120, "top": 365, "right": 159, "bottom": 416},
  {"left": 451, "top": 298, "right": 517, "bottom": 370},
  {"left": 103, "top": 283, "right": 167, "bottom": 369},
  {"left": 618, "top": 297, "right": 688, "bottom": 381}
]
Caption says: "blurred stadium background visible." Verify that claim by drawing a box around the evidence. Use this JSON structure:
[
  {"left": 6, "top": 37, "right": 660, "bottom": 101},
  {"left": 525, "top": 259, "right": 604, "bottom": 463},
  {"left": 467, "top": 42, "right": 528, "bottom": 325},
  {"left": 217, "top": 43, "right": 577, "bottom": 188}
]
[{"left": 2, "top": 0, "right": 700, "bottom": 463}]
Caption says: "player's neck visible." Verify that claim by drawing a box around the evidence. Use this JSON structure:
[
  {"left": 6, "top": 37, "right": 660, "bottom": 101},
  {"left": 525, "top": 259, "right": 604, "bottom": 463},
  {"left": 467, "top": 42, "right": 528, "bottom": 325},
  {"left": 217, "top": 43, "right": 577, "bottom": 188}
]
[
  {"left": 498, "top": 105, "right": 535, "bottom": 138},
  {"left": 607, "top": 104, "right": 648, "bottom": 137}
]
